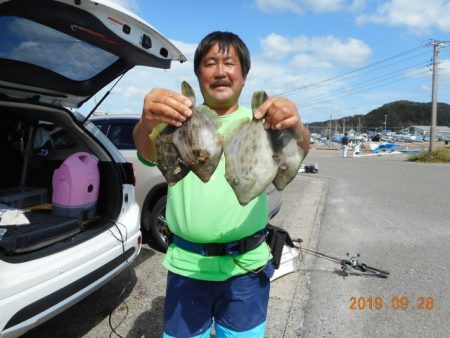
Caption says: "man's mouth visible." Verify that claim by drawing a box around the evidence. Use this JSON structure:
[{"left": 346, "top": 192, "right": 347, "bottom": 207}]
[{"left": 211, "top": 82, "right": 230, "bottom": 89}]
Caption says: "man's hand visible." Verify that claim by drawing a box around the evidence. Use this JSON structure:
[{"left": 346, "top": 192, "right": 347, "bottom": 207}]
[
  {"left": 141, "top": 88, "right": 193, "bottom": 131},
  {"left": 253, "top": 96, "right": 310, "bottom": 154},
  {"left": 133, "top": 88, "right": 192, "bottom": 163}
]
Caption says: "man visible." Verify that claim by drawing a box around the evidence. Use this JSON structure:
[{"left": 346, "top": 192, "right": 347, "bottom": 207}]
[
  {"left": 341, "top": 132, "right": 349, "bottom": 158},
  {"left": 134, "top": 31, "right": 310, "bottom": 338}
]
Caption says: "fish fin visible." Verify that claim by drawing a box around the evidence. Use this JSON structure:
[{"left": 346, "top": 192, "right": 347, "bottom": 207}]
[
  {"left": 251, "top": 91, "right": 269, "bottom": 113},
  {"left": 222, "top": 117, "right": 250, "bottom": 144},
  {"left": 218, "top": 134, "right": 226, "bottom": 147},
  {"left": 197, "top": 105, "right": 222, "bottom": 129},
  {"left": 181, "top": 81, "right": 196, "bottom": 106},
  {"left": 149, "top": 123, "right": 168, "bottom": 141}
]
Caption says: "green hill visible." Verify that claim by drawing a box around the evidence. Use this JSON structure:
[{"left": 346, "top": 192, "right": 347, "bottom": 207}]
[{"left": 308, "top": 100, "right": 450, "bottom": 134}]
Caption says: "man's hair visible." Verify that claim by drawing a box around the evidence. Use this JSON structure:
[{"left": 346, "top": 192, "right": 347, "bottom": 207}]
[{"left": 194, "top": 31, "right": 251, "bottom": 79}]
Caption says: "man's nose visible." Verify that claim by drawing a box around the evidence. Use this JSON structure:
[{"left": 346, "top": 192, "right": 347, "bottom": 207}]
[{"left": 214, "top": 62, "right": 226, "bottom": 77}]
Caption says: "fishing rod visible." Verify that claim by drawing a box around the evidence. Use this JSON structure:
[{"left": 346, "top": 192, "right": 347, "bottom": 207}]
[{"left": 291, "top": 239, "right": 390, "bottom": 279}]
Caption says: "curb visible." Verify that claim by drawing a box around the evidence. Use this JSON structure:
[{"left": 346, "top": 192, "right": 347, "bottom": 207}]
[{"left": 266, "top": 174, "right": 329, "bottom": 337}]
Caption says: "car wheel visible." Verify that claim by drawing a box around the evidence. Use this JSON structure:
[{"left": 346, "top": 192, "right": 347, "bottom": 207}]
[{"left": 148, "top": 195, "right": 169, "bottom": 252}]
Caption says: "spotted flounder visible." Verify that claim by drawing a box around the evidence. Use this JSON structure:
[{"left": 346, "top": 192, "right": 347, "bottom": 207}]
[
  {"left": 154, "top": 128, "right": 190, "bottom": 185},
  {"left": 152, "top": 81, "right": 222, "bottom": 185},
  {"left": 269, "top": 127, "right": 304, "bottom": 190},
  {"left": 172, "top": 81, "right": 223, "bottom": 182},
  {"left": 223, "top": 91, "right": 279, "bottom": 206}
]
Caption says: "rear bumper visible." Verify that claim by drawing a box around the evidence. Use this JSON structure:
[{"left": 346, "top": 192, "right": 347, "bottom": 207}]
[{"left": 0, "top": 204, "right": 141, "bottom": 338}]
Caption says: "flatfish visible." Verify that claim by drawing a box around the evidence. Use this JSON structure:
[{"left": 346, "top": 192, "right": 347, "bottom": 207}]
[
  {"left": 224, "top": 91, "right": 279, "bottom": 206},
  {"left": 269, "top": 128, "right": 304, "bottom": 190},
  {"left": 151, "top": 81, "right": 222, "bottom": 185},
  {"left": 172, "top": 81, "right": 223, "bottom": 182},
  {"left": 154, "top": 126, "right": 190, "bottom": 186}
]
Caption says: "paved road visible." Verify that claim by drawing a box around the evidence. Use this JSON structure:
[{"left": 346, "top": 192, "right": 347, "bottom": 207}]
[{"left": 301, "top": 149, "right": 450, "bottom": 338}]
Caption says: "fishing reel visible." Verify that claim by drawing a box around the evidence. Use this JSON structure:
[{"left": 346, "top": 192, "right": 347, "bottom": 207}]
[
  {"left": 340, "top": 253, "right": 362, "bottom": 276},
  {"left": 340, "top": 253, "right": 389, "bottom": 278},
  {"left": 292, "top": 242, "right": 390, "bottom": 279}
]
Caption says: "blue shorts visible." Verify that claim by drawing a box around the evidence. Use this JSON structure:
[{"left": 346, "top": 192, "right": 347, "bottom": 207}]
[{"left": 163, "top": 262, "right": 274, "bottom": 338}]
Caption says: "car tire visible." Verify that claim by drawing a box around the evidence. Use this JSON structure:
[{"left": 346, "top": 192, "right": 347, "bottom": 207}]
[{"left": 148, "top": 195, "right": 169, "bottom": 253}]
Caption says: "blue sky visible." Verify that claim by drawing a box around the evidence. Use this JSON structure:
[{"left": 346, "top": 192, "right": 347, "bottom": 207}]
[{"left": 82, "top": 0, "right": 450, "bottom": 125}]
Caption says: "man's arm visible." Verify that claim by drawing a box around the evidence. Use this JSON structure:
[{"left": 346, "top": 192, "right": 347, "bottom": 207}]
[
  {"left": 133, "top": 88, "right": 192, "bottom": 163},
  {"left": 133, "top": 119, "right": 157, "bottom": 162}
]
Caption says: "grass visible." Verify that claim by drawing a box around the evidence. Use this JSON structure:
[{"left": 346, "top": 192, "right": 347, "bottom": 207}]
[{"left": 407, "top": 147, "right": 450, "bottom": 163}]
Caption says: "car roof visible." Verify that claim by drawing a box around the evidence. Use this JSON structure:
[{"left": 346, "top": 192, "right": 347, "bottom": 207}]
[
  {"left": 89, "top": 113, "right": 141, "bottom": 122},
  {"left": 0, "top": 0, "right": 186, "bottom": 108}
]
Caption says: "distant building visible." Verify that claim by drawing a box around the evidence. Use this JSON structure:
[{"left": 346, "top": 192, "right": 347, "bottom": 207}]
[
  {"left": 399, "top": 125, "right": 450, "bottom": 136},
  {"left": 347, "top": 128, "right": 357, "bottom": 137}
]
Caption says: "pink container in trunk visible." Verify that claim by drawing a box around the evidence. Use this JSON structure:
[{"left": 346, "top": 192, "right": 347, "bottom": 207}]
[{"left": 52, "top": 152, "right": 99, "bottom": 220}]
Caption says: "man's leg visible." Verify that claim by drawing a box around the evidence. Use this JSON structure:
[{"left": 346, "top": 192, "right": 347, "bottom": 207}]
[
  {"left": 163, "top": 272, "right": 213, "bottom": 337},
  {"left": 213, "top": 262, "right": 273, "bottom": 337}
]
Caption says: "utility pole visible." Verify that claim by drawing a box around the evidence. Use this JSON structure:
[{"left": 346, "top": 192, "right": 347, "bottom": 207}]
[
  {"left": 427, "top": 40, "right": 448, "bottom": 152},
  {"left": 328, "top": 114, "right": 332, "bottom": 149}
]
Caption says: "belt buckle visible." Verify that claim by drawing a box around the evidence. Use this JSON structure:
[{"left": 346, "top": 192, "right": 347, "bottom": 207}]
[{"left": 223, "top": 241, "right": 240, "bottom": 256}]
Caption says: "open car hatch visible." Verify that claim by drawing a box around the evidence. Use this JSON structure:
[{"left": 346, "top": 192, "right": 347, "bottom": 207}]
[{"left": 0, "top": 0, "right": 187, "bottom": 108}]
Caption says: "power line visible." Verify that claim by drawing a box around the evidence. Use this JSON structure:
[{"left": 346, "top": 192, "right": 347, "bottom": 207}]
[
  {"left": 272, "top": 45, "right": 427, "bottom": 97},
  {"left": 299, "top": 69, "right": 430, "bottom": 109},
  {"left": 295, "top": 62, "right": 430, "bottom": 108}
]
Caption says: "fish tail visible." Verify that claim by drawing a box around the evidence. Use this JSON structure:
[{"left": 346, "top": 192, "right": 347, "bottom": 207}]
[
  {"left": 149, "top": 123, "right": 168, "bottom": 141},
  {"left": 181, "top": 81, "right": 196, "bottom": 106},
  {"left": 251, "top": 91, "right": 269, "bottom": 113}
]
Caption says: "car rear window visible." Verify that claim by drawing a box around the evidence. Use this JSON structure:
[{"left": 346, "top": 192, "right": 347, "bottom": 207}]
[
  {"left": 107, "top": 123, "right": 136, "bottom": 150},
  {"left": 91, "top": 118, "right": 138, "bottom": 150},
  {"left": 0, "top": 16, "right": 118, "bottom": 81}
]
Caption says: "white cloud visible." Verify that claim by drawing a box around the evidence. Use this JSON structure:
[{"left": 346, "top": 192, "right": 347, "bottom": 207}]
[
  {"left": 255, "top": 0, "right": 304, "bottom": 14},
  {"left": 307, "top": 0, "right": 347, "bottom": 12},
  {"left": 291, "top": 54, "right": 334, "bottom": 70},
  {"left": 170, "top": 39, "right": 197, "bottom": 61},
  {"left": 348, "top": 0, "right": 367, "bottom": 12},
  {"left": 259, "top": 33, "right": 301, "bottom": 59},
  {"left": 244, "top": 59, "right": 312, "bottom": 97},
  {"left": 255, "top": 0, "right": 359, "bottom": 13},
  {"left": 318, "top": 36, "right": 372, "bottom": 67},
  {"left": 260, "top": 33, "right": 372, "bottom": 67},
  {"left": 356, "top": 0, "right": 450, "bottom": 34}
]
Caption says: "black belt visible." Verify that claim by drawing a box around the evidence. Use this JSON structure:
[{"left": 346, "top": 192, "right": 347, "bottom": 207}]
[{"left": 171, "top": 228, "right": 267, "bottom": 256}]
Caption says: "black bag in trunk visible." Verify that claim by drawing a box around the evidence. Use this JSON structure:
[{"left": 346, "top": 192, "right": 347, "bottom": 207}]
[{"left": 0, "top": 212, "right": 82, "bottom": 254}]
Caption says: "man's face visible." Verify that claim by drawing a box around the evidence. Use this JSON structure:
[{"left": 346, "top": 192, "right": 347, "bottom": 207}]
[{"left": 197, "top": 43, "right": 245, "bottom": 114}]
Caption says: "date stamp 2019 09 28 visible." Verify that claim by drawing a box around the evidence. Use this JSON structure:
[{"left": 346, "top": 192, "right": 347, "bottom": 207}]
[{"left": 349, "top": 296, "right": 434, "bottom": 311}]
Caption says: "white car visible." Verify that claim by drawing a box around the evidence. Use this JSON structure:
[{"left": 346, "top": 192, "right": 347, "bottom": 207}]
[
  {"left": 0, "top": 1, "right": 186, "bottom": 337},
  {"left": 90, "top": 114, "right": 283, "bottom": 252}
]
